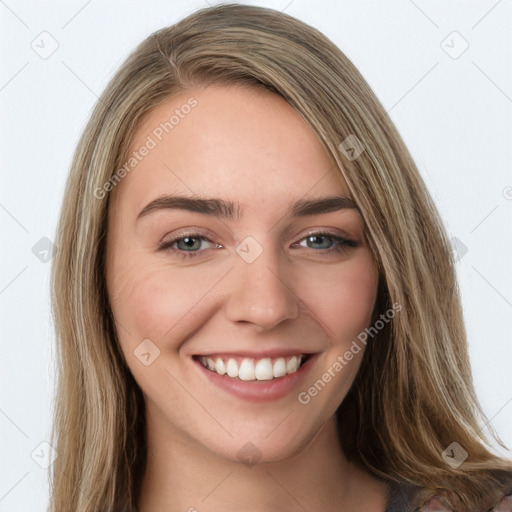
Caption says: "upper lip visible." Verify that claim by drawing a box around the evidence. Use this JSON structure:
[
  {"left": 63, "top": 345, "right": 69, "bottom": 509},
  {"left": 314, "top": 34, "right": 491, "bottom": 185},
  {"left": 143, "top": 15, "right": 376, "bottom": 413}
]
[{"left": 192, "top": 348, "right": 317, "bottom": 359}]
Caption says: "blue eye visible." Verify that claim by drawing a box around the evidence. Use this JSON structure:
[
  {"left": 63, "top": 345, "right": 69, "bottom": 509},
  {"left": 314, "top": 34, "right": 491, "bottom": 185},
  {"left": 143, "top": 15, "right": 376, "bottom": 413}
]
[
  {"left": 174, "top": 236, "right": 209, "bottom": 252},
  {"left": 295, "top": 233, "right": 358, "bottom": 254},
  {"left": 159, "top": 235, "right": 217, "bottom": 259},
  {"left": 158, "top": 231, "right": 357, "bottom": 259}
]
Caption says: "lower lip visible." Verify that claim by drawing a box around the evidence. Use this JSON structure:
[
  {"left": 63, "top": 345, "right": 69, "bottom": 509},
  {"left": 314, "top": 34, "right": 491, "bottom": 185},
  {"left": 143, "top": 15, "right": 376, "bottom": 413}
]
[{"left": 192, "top": 354, "right": 319, "bottom": 402}]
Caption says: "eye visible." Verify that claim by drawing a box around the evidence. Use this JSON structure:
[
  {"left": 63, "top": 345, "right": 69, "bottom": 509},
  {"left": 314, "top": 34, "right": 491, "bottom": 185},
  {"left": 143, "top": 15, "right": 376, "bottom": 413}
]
[
  {"left": 294, "top": 232, "right": 358, "bottom": 254},
  {"left": 158, "top": 230, "right": 358, "bottom": 260},
  {"left": 158, "top": 233, "right": 220, "bottom": 259}
]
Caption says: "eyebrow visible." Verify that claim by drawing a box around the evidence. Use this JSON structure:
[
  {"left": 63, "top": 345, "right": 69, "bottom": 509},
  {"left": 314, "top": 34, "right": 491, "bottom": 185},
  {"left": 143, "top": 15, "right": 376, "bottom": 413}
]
[{"left": 136, "top": 194, "right": 360, "bottom": 222}]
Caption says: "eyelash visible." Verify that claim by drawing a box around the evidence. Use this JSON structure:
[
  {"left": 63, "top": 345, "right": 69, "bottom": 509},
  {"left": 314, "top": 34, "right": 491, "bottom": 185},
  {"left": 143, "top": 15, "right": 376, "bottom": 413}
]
[{"left": 158, "top": 231, "right": 358, "bottom": 260}]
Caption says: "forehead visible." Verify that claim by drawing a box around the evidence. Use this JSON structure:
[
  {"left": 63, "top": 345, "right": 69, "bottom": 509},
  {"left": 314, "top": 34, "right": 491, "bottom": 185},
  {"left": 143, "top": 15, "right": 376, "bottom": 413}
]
[{"left": 113, "top": 84, "right": 351, "bottom": 216}]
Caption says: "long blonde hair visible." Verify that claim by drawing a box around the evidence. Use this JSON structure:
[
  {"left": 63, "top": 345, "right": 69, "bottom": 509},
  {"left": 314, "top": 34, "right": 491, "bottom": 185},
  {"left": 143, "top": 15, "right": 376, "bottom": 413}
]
[{"left": 49, "top": 4, "right": 512, "bottom": 511}]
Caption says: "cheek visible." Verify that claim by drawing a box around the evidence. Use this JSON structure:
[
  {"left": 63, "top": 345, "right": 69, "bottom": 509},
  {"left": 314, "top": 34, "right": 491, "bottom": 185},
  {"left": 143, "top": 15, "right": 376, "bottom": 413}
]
[
  {"left": 107, "top": 247, "right": 224, "bottom": 350},
  {"left": 301, "top": 253, "right": 378, "bottom": 343}
]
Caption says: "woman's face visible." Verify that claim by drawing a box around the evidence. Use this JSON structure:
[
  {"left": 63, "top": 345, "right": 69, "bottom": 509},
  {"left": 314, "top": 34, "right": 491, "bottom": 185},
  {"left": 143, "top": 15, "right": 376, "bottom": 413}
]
[{"left": 106, "top": 84, "right": 379, "bottom": 463}]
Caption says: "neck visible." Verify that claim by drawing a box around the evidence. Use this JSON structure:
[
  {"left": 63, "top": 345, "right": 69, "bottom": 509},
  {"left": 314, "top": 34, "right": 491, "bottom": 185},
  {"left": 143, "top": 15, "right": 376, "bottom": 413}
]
[{"left": 137, "top": 408, "right": 388, "bottom": 512}]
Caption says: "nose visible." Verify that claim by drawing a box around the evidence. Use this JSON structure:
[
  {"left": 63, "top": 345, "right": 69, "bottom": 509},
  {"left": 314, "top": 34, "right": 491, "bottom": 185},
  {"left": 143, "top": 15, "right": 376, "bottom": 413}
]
[{"left": 224, "top": 241, "right": 300, "bottom": 330}]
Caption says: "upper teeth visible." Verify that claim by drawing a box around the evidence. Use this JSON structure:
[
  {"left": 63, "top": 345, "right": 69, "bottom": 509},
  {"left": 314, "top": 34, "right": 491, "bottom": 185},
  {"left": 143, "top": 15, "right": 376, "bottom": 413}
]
[{"left": 198, "top": 355, "right": 305, "bottom": 381}]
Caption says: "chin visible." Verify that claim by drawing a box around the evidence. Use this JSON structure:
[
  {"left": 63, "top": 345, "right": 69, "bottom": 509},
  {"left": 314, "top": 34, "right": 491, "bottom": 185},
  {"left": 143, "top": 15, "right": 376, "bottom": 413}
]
[{"left": 202, "top": 425, "right": 321, "bottom": 467}]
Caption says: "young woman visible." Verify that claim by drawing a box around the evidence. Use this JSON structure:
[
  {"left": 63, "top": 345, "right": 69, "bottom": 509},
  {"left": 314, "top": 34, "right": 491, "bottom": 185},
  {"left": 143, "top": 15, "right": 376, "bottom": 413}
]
[{"left": 49, "top": 4, "right": 512, "bottom": 511}]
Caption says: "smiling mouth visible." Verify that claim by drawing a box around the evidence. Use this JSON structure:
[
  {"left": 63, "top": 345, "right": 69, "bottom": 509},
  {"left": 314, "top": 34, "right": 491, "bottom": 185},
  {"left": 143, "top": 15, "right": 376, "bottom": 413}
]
[{"left": 193, "top": 353, "right": 313, "bottom": 381}]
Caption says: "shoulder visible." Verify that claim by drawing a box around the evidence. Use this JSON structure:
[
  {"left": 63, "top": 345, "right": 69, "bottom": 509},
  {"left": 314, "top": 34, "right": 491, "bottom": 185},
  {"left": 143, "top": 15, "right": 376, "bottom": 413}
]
[
  {"left": 383, "top": 480, "right": 417, "bottom": 511},
  {"left": 492, "top": 493, "right": 512, "bottom": 512},
  {"left": 385, "top": 480, "right": 512, "bottom": 512},
  {"left": 414, "top": 492, "right": 512, "bottom": 512}
]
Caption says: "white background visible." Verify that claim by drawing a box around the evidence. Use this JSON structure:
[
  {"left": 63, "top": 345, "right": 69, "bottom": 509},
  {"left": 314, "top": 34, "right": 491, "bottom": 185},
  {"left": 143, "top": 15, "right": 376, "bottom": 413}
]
[{"left": 1, "top": 0, "right": 511, "bottom": 510}]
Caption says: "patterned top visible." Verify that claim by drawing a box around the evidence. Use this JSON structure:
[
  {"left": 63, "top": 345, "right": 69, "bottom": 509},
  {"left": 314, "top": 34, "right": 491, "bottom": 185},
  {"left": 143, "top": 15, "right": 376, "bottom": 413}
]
[{"left": 384, "top": 480, "right": 512, "bottom": 511}]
